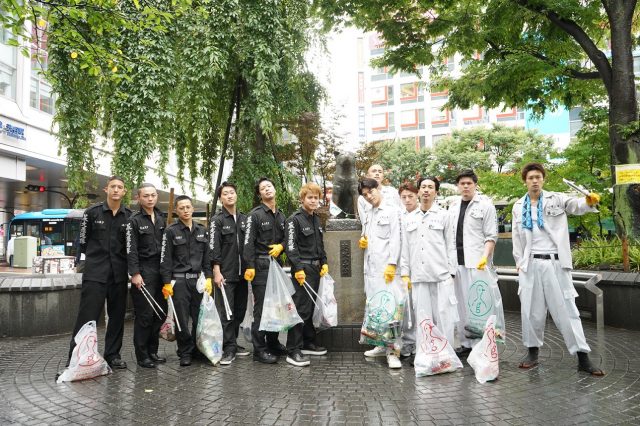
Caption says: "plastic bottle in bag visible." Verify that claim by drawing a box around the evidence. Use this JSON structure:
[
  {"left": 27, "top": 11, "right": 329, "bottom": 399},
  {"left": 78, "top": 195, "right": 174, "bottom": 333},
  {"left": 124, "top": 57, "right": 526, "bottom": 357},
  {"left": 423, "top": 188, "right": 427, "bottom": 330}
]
[
  {"left": 467, "top": 315, "right": 499, "bottom": 383},
  {"left": 196, "top": 293, "right": 224, "bottom": 365}
]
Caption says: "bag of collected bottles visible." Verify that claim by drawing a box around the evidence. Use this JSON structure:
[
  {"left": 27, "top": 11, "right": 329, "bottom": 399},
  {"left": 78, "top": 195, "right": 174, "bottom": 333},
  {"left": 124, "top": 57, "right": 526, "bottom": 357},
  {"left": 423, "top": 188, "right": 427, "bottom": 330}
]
[
  {"left": 240, "top": 283, "right": 254, "bottom": 343},
  {"left": 259, "top": 258, "right": 303, "bottom": 332},
  {"left": 359, "top": 276, "right": 407, "bottom": 350},
  {"left": 196, "top": 292, "right": 224, "bottom": 365},
  {"left": 467, "top": 315, "right": 500, "bottom": 383},
  {"left": 414, "top": 317, "right": 463, "bottom": 377},
  {"left": 56, "top": 321, "right": 112, "bottom": 383},
  {"left": 312, "top": 273, "right": 338, "bottom": 330},
  {"left": 159, "top": 308, "right": 177, "bottom": 342},
  {"left": 464, "top": 269, "right": 506, "bottom": 343}
]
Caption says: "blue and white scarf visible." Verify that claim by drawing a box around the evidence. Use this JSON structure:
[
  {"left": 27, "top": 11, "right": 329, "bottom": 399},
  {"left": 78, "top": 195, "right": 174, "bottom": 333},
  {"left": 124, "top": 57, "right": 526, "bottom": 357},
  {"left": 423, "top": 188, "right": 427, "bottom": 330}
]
[{"left": 522, "top": 192, "right": 544, "bottom": 230}]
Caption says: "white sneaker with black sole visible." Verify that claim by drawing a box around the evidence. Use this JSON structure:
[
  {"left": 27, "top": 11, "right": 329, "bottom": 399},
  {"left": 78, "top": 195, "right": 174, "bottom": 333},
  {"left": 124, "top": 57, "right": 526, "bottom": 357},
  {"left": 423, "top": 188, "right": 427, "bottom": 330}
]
[
  {"left": 219, "top": 352, "right": 236, "bottom": 365},
  {"left": 286, "top": 351, "right": 310, "bottom": 367},
  {"left": 387, "top": 353, "right": 402, "bottom": 369},
  {"left": 364, "top": 346, "right": 387, "bottom": 357}
]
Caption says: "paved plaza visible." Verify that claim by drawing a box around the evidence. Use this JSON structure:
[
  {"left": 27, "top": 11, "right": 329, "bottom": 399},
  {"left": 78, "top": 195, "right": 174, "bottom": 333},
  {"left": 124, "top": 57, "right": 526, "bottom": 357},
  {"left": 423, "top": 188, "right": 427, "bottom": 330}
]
[{"left": 1, "top": 312, "right": 639, "bottom": 425}]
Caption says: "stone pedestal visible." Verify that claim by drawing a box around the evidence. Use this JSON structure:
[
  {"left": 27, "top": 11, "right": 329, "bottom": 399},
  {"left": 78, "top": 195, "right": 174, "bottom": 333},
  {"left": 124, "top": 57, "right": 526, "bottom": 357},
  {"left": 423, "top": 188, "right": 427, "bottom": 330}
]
[{"left": 317, "top": 219, "right": 369, "bottom": 351}]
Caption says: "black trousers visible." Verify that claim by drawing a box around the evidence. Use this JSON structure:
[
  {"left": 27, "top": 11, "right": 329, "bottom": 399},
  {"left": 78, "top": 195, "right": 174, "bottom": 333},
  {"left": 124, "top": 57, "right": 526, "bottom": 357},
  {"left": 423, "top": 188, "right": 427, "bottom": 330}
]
[
  {"left": 130, "top": 260, "right": 167, "bottom": 361},
  {"left": 251, "top": 258, "right": 280, "bottom": 353},
  {"left": 68, "top": 276, "right": 128, "bottom": 363},
  {"left": 172, "top": 277, "right": 202, "bottom": 358},
  {"left": 214, "top": 277, "right": 248, "bottom": 353},
  {"left": 286, "top": 263, "right": 320, "bottom": 352}
]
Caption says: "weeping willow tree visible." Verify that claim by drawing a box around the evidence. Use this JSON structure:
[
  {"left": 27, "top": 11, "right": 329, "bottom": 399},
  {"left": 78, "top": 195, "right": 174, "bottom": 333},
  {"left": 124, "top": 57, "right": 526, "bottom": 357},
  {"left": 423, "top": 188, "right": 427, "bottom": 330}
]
[{"left": 2, "top": 0, "right": 323, "bottom": 213}]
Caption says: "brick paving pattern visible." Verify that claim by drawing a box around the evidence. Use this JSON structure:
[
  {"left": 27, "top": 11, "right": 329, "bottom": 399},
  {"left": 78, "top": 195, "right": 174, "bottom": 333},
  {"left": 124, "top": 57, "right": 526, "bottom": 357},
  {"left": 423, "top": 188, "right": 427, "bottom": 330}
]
[{"left": 1, "top": 313, "right": 639, "bottom": 425}]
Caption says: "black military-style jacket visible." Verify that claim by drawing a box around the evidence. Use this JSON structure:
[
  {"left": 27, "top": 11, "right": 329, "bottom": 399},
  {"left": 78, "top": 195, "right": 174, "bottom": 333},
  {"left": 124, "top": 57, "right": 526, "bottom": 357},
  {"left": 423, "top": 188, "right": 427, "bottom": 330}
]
[
  {"left": 285, "top": 208, "right": 327, "bottom": 273},
  {"left": 209, "top": 207, "right": 246, "bottom": 281},
  {"left": 242, "top": 203, "right": 286, "bottom": 269},
  {"left": 126, "top": 206, "right": 166, "bottom": 276},
  {"left": 79, "top": 201, "right": 132, "bottom": 283},
  {"left": 159, "top": 220, "right": 213, "bottom": 284}
]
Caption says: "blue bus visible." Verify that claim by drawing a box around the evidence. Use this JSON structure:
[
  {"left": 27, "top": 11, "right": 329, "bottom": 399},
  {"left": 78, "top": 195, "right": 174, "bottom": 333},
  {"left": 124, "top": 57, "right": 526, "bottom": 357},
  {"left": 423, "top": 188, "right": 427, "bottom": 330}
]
[{"left": 8, "top": 209, "right": 84, "bottom": 258}]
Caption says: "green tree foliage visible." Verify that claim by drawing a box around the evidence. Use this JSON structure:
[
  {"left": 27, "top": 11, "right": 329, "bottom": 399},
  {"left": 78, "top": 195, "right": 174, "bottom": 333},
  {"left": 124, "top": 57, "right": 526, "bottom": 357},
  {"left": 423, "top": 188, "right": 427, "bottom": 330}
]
[
  {"left": 315, "top": 0, "right": 640, "bottom": 237},
  {"left": 2, "top": 0, "right": 323, "bottom": 214},
  {"left": 378, "top": 139, "right": 433, "bottom": 187}
]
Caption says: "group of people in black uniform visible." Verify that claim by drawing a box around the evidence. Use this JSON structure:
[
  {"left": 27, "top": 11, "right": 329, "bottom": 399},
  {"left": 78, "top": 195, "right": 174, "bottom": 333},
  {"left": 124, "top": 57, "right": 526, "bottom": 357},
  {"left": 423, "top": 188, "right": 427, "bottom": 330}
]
[{"left": 67, "top": 175, "right": 328, "bottom": 371}]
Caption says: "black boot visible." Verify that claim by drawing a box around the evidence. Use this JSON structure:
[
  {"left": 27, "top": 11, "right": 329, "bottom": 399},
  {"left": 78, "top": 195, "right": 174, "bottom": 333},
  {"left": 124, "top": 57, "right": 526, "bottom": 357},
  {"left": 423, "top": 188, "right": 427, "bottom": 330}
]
[
  {"left": 518, "top": 347, "right": 539, "bottom": 369},
  {"left": 577, "top": 352, "right": 605, "bottom": 376}
]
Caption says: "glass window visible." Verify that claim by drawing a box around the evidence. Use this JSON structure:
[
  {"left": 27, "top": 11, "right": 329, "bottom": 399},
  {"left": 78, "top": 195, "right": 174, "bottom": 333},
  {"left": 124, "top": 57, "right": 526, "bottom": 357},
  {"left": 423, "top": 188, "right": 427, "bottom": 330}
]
[
  {"left": 30, "top": 23, "right": 55, "bottom": 114},
  {"left": 0, "top": 25, "right": 17, "bottom": 100}
]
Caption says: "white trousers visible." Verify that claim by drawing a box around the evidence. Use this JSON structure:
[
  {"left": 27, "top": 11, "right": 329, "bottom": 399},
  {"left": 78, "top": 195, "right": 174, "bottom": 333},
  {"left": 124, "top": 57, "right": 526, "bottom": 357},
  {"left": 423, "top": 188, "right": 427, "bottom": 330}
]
[
  {"left": 518, "top": 258, "right": 590, "bottom": 355},
  {"left": 413, "top": 278, "right": 459, "bottom": 347},
  {"left": 454, "top": 266, "right": 476, "bottom": 349}
]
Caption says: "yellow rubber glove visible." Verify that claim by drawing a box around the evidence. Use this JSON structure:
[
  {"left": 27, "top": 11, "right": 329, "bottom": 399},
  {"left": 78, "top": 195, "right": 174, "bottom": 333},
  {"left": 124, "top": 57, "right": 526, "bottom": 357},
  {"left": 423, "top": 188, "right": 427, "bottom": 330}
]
[
  {"left": 294, "top": 270, "right": 306, "bottom": 285},
  {"left": 320, "top": 264, "right": 329, "bottom": 277},
  {"left": 268, "top": 243, "right": 284, "bottom": 258},
  {"left": 244, "top": 268, "right": 255, "bottom": 282},
  {"left": 384, "top": 264, "right": 396, "bottom": 284},
  {"left": 477, "top": 255, "right": 488, "bottom": 270},
  {"left": 204, "top": 278, "right": 212, "bottom": 295},
  {"left": 358, "top": 236, "right": 368, "bottom": 249},
  {"left": 402, "top": 275, "right": 412, "bottom": 290},
  {"left": 162, "top": 284, "right": 173, "bottom": 299},
  {"left": 586, "top": 192, "right": 600, "bottom": 207}
]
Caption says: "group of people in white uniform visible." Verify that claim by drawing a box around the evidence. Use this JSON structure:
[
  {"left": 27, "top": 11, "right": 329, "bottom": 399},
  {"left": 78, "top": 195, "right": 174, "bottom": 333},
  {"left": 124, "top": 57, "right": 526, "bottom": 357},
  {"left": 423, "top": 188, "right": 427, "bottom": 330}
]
[{"left": 356, "top": 162, "right": 605, "bottom": 376}]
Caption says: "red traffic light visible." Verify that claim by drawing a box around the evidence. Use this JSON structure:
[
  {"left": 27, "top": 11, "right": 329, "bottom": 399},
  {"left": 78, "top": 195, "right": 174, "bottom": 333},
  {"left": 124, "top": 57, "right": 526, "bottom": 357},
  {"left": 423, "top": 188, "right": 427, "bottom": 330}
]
[{"left": 39, "top": 186, "right": 46, "bottom": 192}]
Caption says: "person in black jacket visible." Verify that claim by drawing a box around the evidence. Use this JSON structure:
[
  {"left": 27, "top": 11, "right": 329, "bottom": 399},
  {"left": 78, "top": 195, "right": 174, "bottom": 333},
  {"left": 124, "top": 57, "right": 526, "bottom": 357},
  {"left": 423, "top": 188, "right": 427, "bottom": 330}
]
[
  {"left": 209, "top": 182, "right": 249, "bottom": 365},
  {"left": 126, "top": 183, "right": 167, "bottom": 368},
  {"left": 243, "top": 177, "right": 287, "bottom": 364},
  {"left": 160, "top": 195, "right": 213, "bottom": 367},
  {"left": 285, "top": 183, "right": 329, "bottom": 367},
  {"left": 67, "top": 176, "right": 131, "bottom": 370}
]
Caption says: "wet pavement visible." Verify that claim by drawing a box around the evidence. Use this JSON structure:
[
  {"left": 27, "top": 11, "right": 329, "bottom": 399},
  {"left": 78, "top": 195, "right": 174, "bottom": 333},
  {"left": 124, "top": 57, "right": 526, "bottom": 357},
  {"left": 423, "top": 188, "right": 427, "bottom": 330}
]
[{"left": 1, "top": 312, "right": 639, "bottom": 425}]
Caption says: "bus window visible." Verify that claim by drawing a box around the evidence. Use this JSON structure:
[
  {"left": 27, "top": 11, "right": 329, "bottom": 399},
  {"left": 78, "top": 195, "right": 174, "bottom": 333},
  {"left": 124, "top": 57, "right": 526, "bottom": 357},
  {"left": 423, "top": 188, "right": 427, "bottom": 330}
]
[
  {"left": 43, "top": 222, "right": 64, "bottom": 245},
  {"left": 65, "top": 221, "right": 80, "bottom": 257},
  {"left": 9, "top": 222, "right": 23, "bottom": 238},
  {"left": 26, "top": 222, "right": 41, "bottom": 239}
]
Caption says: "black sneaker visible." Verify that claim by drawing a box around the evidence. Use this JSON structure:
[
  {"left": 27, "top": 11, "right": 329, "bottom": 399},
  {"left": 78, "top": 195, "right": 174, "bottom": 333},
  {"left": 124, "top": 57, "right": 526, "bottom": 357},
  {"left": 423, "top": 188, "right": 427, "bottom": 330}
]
[
  {"left": 149, "top": 353, "right": 167, "bottom": 363},
  {"left": 286, "top": 350, "right": 310, "bottom": 367},
  {"left": 236, "top": 345, "right": 250, "bottom": 356},
  {"left": 269, "top": 343, "right": 288, "bottom": 356},
  {"left": 108, "top": 358, "right": 127, "bottom": 369},
  {"left": 253, "top": 351, "right": 277, "bottom": 364},
  {"left": 301, "top": 343, "right": 327, "bottom": 356},
  {"left": 220, "top": 351, "right": 236, "bottom": 366}
]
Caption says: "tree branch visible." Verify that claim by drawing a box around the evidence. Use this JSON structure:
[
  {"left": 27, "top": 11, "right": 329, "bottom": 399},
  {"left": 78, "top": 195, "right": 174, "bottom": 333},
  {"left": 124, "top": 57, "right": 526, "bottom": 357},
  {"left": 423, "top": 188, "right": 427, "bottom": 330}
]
[{"left": 513, "top": 0, "right": 612, "bottom": 93}]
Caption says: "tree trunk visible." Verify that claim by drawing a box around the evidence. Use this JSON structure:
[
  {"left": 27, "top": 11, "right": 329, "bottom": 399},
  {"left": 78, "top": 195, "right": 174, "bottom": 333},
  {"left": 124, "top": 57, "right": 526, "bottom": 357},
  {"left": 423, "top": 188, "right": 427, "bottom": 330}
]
[{"left": 608, "top": 0, "right": 640, "bottom": 238}]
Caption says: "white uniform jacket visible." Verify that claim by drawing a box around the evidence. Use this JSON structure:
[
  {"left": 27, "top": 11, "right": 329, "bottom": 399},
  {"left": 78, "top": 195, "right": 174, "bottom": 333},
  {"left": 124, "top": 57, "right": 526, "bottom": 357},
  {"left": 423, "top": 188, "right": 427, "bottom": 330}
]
[
  {"left": 449, "top": 194, "right": 498, "bottom": 268},
  {"left": 362, "top": 203, "right": 401, "bottom": 277},
  {"left": 358, "top": 185, "right": 401, "bottom": 224},
  {"left": 400, "top": 204, "right": 456, "bottom": 282},
  {"left": 512, "top": 191, "right": 597, "bottom": 272}
]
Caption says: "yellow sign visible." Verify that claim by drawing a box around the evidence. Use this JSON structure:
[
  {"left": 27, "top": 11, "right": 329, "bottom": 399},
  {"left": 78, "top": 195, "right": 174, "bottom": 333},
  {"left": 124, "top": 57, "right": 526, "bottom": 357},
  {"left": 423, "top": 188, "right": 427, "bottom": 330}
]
[{"left": 616, "top": 164, "right": 640, "bottom": 184}]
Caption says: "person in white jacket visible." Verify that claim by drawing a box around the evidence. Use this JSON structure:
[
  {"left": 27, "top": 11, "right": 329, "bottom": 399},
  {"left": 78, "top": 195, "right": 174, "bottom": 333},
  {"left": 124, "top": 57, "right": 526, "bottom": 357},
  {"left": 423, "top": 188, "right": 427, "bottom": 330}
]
[
  {"left": 401, "top": 176, "right": 458, "bottom": 347},
  {"left": 512, "top": 162, "right": 604, "bottom": 376},
  {"left": 449, "top": 170, "right": 499, "bottom": 354},
  {"left": 398, "top": 182, "right": 419, "bottom": 361},
  {"left": 358, "top": 178, "right": 403, "bottom": 369},
  {"left": 357, "top": 164, "right": 401, "bottom": 222}
]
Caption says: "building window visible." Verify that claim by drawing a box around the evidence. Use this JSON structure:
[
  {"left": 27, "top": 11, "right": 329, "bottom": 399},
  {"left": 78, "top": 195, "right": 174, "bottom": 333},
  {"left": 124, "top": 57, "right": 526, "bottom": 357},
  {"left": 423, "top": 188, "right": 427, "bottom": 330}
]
[
  {"left": 443, "top": 56, "right": 455, "bottom": 72},
  {"left": 569, "top": 107, "right": 583, "bottom": 138},
  {"left": 371, "top": 85, "right": 394, "bottom": 107},
  {"left": 372, "top": 112, "right": 394, "bottom": 134},
  {"left": 432, "top": 134, "right": 447, "bottom": 144},
  {"left": 431, "top": 106, "right": 449, "bottom": 127},
  {"left": 430, "top": 90, "right": 448, "bottom": 101},
  {"left": 418, "top": 135, "right": 426, "bottom": 149},
  {"left": 0, "top": 26, "right": 17, "bottom": 100},
  {"left": 371, "top": 66, "right": 392, "bottom": 81},
  {"left": 401, "top": 109, "right": 425, "bottom": 130},
  {"left": 30, "top": 23, "right": 55, "bottom": 114},
  {"left": 400, "top": 83, "right": 424, "bottom": 104},
  {"left": 496, "top": 107, "right": 517, "bottom": 121}
]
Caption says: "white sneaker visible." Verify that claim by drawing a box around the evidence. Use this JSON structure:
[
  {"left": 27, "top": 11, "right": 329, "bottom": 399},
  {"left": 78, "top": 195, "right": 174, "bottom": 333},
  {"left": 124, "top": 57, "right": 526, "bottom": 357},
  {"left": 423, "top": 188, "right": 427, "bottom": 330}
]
[
  {"left": 387, "top": 353, "right": 402, "bottom": 369},
  {"left": 364, "top": 346, "right": 387, "bottom": 357}
]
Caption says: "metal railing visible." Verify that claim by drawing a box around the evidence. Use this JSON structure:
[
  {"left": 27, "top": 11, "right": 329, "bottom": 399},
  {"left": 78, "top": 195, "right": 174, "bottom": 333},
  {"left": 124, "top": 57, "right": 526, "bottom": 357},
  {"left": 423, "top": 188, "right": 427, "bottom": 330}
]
[{"left": 495, "top": 268, "right": 604, "bottom": 334}]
